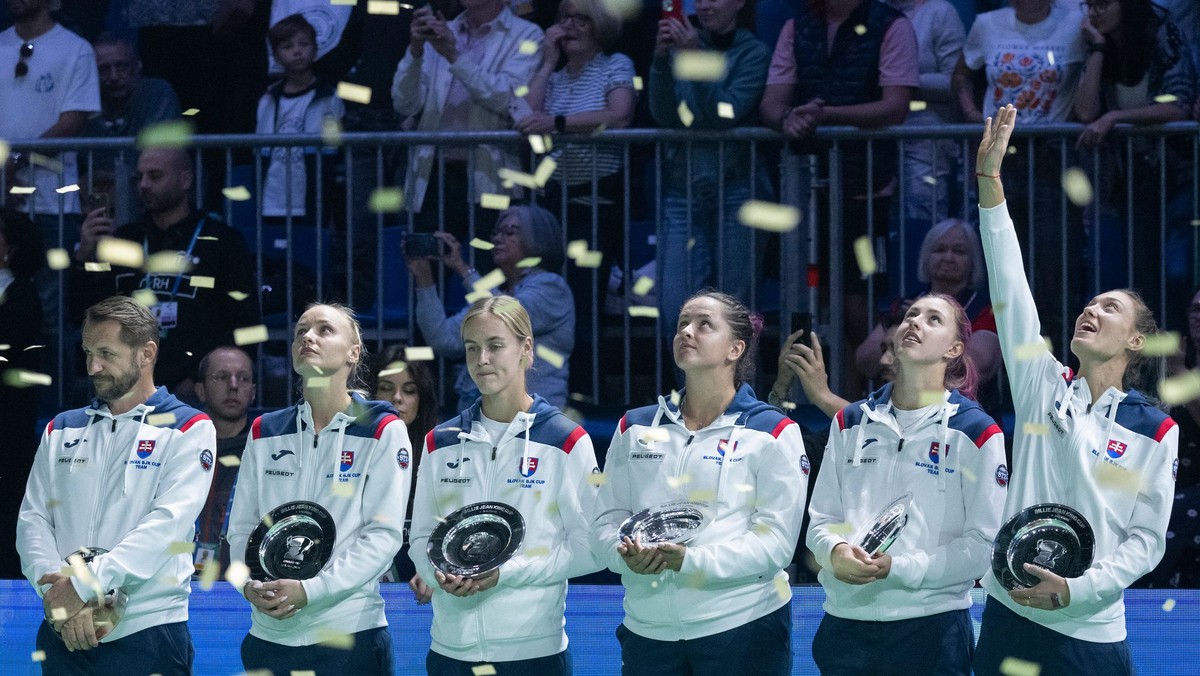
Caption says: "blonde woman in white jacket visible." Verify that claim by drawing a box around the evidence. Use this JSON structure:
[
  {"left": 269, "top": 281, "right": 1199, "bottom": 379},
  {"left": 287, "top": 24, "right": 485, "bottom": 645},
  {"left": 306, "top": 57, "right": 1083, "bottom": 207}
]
[
  {"left": 972, "top": 106, "right": 1178, "bottom": 676},
  {"left": 409, "top": 295, "right": 601, "bottom": 676},
  {"left": 592, "top": 290, "right": 808, "bottom": 676},
  {"left": 807, "top": 293, "right": 1007, "bottom": 675},
  {"left": 228, "top": 303, "right": 410, "bottom": 675}
]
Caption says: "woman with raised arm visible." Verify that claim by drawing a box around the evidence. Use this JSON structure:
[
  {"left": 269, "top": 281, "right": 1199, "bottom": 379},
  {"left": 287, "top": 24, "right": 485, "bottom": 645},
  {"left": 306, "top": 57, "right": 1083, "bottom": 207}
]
[
  {"left": 592, "top": 290, "right": 807, "bottom": 676},
  {"left": 972, "top": 105, "right": 1178, "bottom": 676},
  {"left": 409, "top": 295, "right": 600, "bottom": 676},
  {"left": 807, "top": 293, "right": 1006, "bottom": 675},
  {"left": 228, "top": 303, "right": 409, "bottom": 675}
]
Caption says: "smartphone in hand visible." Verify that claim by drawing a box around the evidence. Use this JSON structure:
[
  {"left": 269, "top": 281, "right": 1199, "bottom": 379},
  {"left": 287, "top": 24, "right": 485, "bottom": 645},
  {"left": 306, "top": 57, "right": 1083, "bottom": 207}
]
[
  {"left": 791, "top": 312, "right": 812, "bottom": 344},
  {"left": 661, "top": 0, "right": 684, "bottom": 23},
  {"left": 86, "top": 192, "right": 111, "bottom": 217}
]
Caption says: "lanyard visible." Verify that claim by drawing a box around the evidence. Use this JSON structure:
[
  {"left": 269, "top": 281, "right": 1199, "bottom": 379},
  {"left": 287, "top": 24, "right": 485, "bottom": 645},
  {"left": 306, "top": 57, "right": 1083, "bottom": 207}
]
[{"left": 144, "top": 216, "right": 205, "bottom": 303}]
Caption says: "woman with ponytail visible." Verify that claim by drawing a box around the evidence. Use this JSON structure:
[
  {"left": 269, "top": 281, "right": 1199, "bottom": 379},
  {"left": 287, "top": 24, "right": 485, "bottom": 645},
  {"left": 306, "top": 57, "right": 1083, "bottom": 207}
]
[
  {"left": 807, "top": 293, "right": 1007, "bottom": 675},
  {"left": 591, "top": 290, "right": 808, "bottom": 676}
]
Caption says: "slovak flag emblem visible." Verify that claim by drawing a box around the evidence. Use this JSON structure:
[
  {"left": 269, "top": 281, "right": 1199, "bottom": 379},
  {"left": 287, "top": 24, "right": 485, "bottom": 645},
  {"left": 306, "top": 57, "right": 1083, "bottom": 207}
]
[
  {"left": 340, "top": 451, "right": 354, "bottom": 472},
  {"left": 519, "top": 457, "right": 539, "bottom": 477},
  {"left": 929, "top": 442, "right": 943, "bottom": 465},
  {"left": 1106, "top": 439, "right": 1128, "bottom": 459},
  {"left": 717, "top": 438, "right": 737, "bottom": 456},
  {"left": 136, "top": 440, "right": 155, "bottom": 459}
]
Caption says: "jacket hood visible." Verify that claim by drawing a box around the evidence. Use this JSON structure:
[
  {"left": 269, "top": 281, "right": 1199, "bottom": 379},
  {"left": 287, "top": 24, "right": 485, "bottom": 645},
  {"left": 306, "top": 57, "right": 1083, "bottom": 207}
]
[{"left": 659, "top": 383, "right": 776, "bottom": 427}]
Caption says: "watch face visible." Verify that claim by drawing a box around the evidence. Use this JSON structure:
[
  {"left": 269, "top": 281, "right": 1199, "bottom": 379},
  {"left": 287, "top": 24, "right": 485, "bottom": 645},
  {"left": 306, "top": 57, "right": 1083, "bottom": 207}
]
[
  {"left": 246, "top": 501, "right": 338, "bottom": 581},
  {"left": 992, "top": 503, "right": 1095, "bottom": 591},
  {"left": 428, "top": 501, "right": 525, "bottom": 578},
  {"left": 856, "top": 492, "right": 913, "bottom": 556},
  {"left": 618, "top": 501, "right": 711, "bottom": 546}
]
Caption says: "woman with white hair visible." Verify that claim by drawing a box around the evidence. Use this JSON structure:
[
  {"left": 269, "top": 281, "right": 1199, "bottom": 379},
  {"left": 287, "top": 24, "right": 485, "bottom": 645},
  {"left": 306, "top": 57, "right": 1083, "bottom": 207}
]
[
  {"left": 404, "top": 205, "right": 575, "bottom": 411},
  {"left": 855, "top": 218, "right": 1000, "bottom": 386}
]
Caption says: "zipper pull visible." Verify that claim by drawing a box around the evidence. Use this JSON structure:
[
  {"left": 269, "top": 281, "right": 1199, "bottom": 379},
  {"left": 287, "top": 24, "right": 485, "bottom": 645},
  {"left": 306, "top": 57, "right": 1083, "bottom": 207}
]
[
  {"left": 685, "top": 435, "right": 694, "bottom": 447},
  {"left": 111, "top": 418, "right": 117, "bottom": 433},
  {"left": 313, "top": 432, "right": 319, "bottom": 448},
  {"left": 492, "top": 446, "right": 497, "bottom": 461},
  {"left": 897, "top": 439, "right": 905, "bottom": 454}
]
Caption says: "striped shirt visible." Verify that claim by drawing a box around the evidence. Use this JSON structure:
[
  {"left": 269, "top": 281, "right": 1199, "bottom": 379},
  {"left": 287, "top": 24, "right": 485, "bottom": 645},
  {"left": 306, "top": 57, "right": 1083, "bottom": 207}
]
[{"left": 544, "top": 52, "right": 636, "bottom": 185}]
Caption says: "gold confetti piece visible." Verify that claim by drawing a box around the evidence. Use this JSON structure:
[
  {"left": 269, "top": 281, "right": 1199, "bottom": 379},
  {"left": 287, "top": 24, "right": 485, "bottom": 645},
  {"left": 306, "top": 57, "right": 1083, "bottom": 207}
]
[
  {"left": 827, "top": 522, "right": 855, "bottom": 536},
  {"left": 713, "top": 102, "right": 734, "bottom": 120},
  {"left": 918, "top": 390, "right": 945, "bottom": 407},
  {"left": 31, "top": 650, "right": 46, "bottom": 662},
  {"left": 909, "top": 100, "right": 927, "bottom": 112},
  {"left": 1096, "top": 461, "right": 1141, "bottom": 493},
  {"left": 2, "top": 370, "right": 51, "bottom": 387},
  {"left": 167, "top": 541, "right": 195, "bottom": 555},
  {"left": 1014, "top": 338, "right": 1052, "bottom": 361},
  {"left": 97, "top": 238, "right": 144, "bottom": 268},
  {"left": 322, "top": 117, "right": 343, "bottom": 146},
  {"left": 331, "top": 481, "right": 354, "bottom": 497},
  {"left": 9, "top": 185, "right": 35, "bottom": 194},
  {"left": 1061, "top": 167, "right": 1093, "bottom": 206},
  {"left": 480, "top": 193, "right": 511, "bottom": 210},
  {"left": 922, "top": 175, "right": 938, "bottom": 185},
  {"left": 472, "top": 665, "right": 498, "bottom": 676},
  {"left": 1154, "top": 94, "right": 1179, "bottom": 104},
  {"left": 632, "top": 75, "right": 643, "bottom": 91},
  {"left": 673, "top": 50, "right": 727, "bottom": 82},
  {"left": 514, "top": 85, "right": 530, "bottom": 98},
  {"left": 999, "top": 656, "right": 1041, "bottom": 676},
  {"left": 688, "top": 489, "right": 716, "bottom": 502},
  {"left": 677, "top": 100, "right": 694, "bottom": 127},
  {"left": 1160, "top": 370, "right": 1200, "bottom": 405},
  {"left": 234, "top": 325, "right": 269, "bottom": 346},
  {"left": 528, "top": 134, "right": 546, "bottom": 154},
  {"left": 586, "top": 472, "right": 607, "bottom": 486},
  {"left": 1047, "top": 50, "right": 1056, "bottom": 66},
  {"left": 1141, "top": 332, "right": 1180, "bottom": 357},
  {"left": 316, "top": 628, "right": 355, "bottom": 649},
  {"left": 497, "top": 167, "right": 539, "bottom": 189},
  {"left": 854, "top": 24, "right": 867, "bottom": 35},
  {"left": 639, "top": 427, "right": 669, "bottom": 444},
  {"left": 541, "top": 135, "right": 553, "bottom": 151},
  {"left": 773, "top": 575, "right": 790, "bottom": 601},
  {"left": 144, "top": 250, "right": 192, "bottom": 274},
  {"left": 223, "top": 291, "right": 247, "bottom": 304},
  {"left": 367, "top": 0, "right": 401, "bottom": 14},
  {"left": 292, "top": 671, "right": 317, "bottom": 676},
  {"left": 224, "top": 561, "right": 250, "bottom": 590},
  {"left": 961, "top": 466, "right": 977, "bottom": 482},
  {"left": 734, "top": 482, "right": 754, "bottom": 492},
  {"left": 133, "top": 289, "right": 159, "bottom": 307},
  {"left": 218, "top": 455, "right": 240, "bottom": 467},
  {"left": 524, "top": 546, "right": 551, "bottom": 558},
  {"left": 665, "top": 472, "right": 693, "bottom": 488},
  {"left": 532, "top": 157, "right": 557, "bottom": 187},
  {"left": 575, "top": 250, "right": 603, "bottom": 268},
  {"left": 519, "top": 40, "right": 538, "bottom": 55},
  {"left": 465, "top": 289, "right": 493, "bottom": 303},
  {"left": 669, "top": 389, "right": 681, "bottom": 406},
  {"left": 1022, "top": 423, "right": 1050, "bottom": 436},
  {"left": 517, "top": 256, "right": 542, "bottom": 268},
  {"left": 405, "top": 346, "right": 435, "bottom": 362},
  {"left": 137, "top": 120, "right": 193, "bottom": 149},
  {"left": 46, "top": 248, "right": 70, "bottom": 270},
  {"left": 0, "top": 140, "right": 7, "bottom": 165},
  {"left": 737, "top": 200, "right": 799, "bottom": 232},
  {"left": 1163, "top": 598, "right": 1176, "bottom": 612},
  {"left": 55, "top": 183, "right": 79, "bottom": 194},
  {"left": 368, "top": 187, "right": 404, "bottom": 213},
  {"left": 853, "top": 236, "right": 877, "bottom": 276},
  {"left": 50, "top": 607, "right": 68, "bottom": 621},
  {"left": 628, "top": 306, "right": 659, "bottom": 318},
  {"left": 182, "top": 108, "right": 200, "bottom": 116},
  {"left": 536, "top": 345, "right": 565, "bottom": 368},
  {"left": 336, "top": 82, "right": 372, "bottom": 105},
  {"left": 378, "top": 361, "right": 407, "bottom": 378},
  {"left": 632, "top": 276, "right": 655, "bottom": 296},
  {"left": 190, "top": 275, "right": 215, "bottom": 289},
  {"left": 567, "top": 240, "right": 588, "bottom": 260},
  {"left": 146, "top": 412, "right": 176, "bottom": 426},
  {"left": 305, "top": 376, "right": 332, "bottom": 389},
  {"left": 473, "top": 268, "right": 507, "bottom": 292},
  {"left": 222, "top": 186, "right": 252, "bottom": 201},
  {"left": 1007, "top": 146, "right": 1017, "bottom": 155}
]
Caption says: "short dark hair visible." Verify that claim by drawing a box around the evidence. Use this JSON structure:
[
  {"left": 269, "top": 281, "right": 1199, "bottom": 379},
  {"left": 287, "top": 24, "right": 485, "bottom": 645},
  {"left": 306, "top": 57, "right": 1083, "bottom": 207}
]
[
  {"left": 84, "top": 296, "right": 158, "bottom": 351},
  {"left": 197, "top": 346, "right": 255, "bottom": 381},
  {"left": 268, "top": 13, "right": 318, "bottom": 51},
  {"left": 0, "top": 208, "right": 45, "bottom": 279}
]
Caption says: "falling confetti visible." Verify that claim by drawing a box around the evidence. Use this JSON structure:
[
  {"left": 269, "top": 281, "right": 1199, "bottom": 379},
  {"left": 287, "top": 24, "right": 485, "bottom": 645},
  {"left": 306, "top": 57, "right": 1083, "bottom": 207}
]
[
  {"left": 677, "top": 101, "right": 694, "bottom": 127},
  {"left": 909, "top": 100, "right": 927, "bottom": 112},
  {"left": 628, "top": 306, "right": 659, "bottom": 318},
  {"left": 999, "top": 657, "right": 1041, "bottom": 676},
  {"left": 369, "top": 187, "right": 405, "bottom": 213},
  {"left": 536, "top": 345, "right": 566, "bottom": 368},
  {"left": 1061, "top": 168, "right": 1093, "bottom": 206},
  {"left": 336, "top": 82, "right": 372, "bottom": 105},
  {"left": 480, "top": 193, "right": 511, "bottom": 210},
  {"left": 190, "top": 276, "right": 215, "bottom": 289},
  {"left": 1014, "top": 338, "right": 1052, "bottom": 361},
  {"left": 405, "top": 346, "right": 435, "bottom": 362},
  {"left": 97, "top": 238, "right": 144, "bottom": 268},
  {"left": 673, "top": 50, "right": 727, "bottom": 81},
  {"left": 1159, "top": 370, "right": 1200, "bottom": 405},
  {"left": 222, "top": 186, "right": 252, "bottom": 201},
  {"left": 234, "top": 325, "right": 269, "bottom": 346},
  {"left": 146, "top": 413, "right": 176, "bottom": 426},
  {"left": 632, "top": 276, "right": 655, "bottom": 296},
  {"left": 853, "top": 237, "right": 877, "bottom": 276},
  {"left": 367, "top": 0, "right": 401, "bottom": 14},
  {"left": 45, "top": 248, "right": 70, "bottom": 270},
  {"left": 1141, "top": 332, "right": 1181, "bottom": 357},
  {"left": 737, "top": 200, "right": 799, "bottom": 232}
]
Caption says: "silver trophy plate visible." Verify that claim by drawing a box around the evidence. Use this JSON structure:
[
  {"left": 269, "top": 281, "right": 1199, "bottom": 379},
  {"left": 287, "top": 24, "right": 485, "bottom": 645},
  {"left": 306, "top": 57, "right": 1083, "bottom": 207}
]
[
  {"left": 56, "top": 547, "right": 128, "bottom": 639},
  {"left": 992, "top": 503, "right": 1095, "bottom": 590},
  {"left": 856, "top": 492, "right": 913, "bottom": 556},
  {"left": 428, "top": 501, "right": 525, "bottom": 578},
  {"left": 618, "top": 501, "right": 710, "bottom": 545},
  {"left": 246, "top": 501, "right": 337, "bottom": 581}
]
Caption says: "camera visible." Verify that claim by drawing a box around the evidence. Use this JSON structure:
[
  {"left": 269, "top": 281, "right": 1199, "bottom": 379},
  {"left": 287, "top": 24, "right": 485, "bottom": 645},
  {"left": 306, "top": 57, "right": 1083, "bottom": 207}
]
[{"left": 406, "top": 232, "right": 443, "bottom": 258}]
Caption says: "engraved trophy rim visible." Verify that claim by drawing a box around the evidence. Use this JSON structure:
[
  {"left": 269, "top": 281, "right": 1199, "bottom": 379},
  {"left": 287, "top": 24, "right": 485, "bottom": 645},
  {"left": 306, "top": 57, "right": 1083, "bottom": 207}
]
[
  {"left": 245, "top": 500, "right": 338, "bottom": 582},
  {"left": 991, "top": 502, "right": 1095, "bottom": 590},
  {"left": 855, "top": 492, "right": 914, "bottom": 556},
  {"left": 427, "top": 501, "right": 526, "bottom": 578},
  {"left": 617, "top": 501, "right": 711, "bottom": 546}
]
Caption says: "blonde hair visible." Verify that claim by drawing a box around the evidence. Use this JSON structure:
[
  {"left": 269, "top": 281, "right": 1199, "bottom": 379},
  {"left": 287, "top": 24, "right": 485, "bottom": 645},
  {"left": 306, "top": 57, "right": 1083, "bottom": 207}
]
[
  {"left": 461, "top": 295, "right": 534, "bottom": 368},
  {"left": 298, "top": 301, "right": 368, "bottom": 392}
]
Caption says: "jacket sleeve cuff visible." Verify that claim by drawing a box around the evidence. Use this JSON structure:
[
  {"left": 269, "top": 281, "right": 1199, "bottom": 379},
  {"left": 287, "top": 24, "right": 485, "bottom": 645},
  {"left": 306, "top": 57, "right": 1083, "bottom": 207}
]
[
  {"left": 888, "top": 552, "right": 926, "bottom": 588},
  {"left": 1066, "top": 574, "right": 1098, "bottom": 608},
  {"left": 814, "top": 539, "right": 844, "bottom": 571},
  {"left": 69, "top": 573, "right": 100, "bottom": 604},
  {"left": 978, "top": 200, "right": 1010, "bottom": 231},
  {"left": 302, "top": 575, "right": 329, "bottom": 605}
]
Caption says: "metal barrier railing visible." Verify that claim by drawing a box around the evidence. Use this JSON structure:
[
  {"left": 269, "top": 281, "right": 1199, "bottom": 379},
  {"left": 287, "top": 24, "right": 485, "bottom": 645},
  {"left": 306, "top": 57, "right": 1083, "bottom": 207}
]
[{"left": 6, "top": 122, "right": 1198, "bottom": 415}]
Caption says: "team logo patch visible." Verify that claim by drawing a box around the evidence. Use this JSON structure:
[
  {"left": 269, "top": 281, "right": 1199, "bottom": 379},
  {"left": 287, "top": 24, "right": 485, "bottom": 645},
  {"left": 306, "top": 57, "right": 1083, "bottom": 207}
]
[
  {"left": 199, "top": 449, "right": 213, "bottom": 472},
  {"left": 996, "top": 464, "right": 1009, "bottom": 487},
  {"left": 136, "top": 440, "right": 156, "bottom": 459},
  {"left": 717, "top": 438, "right": 737, "bottom": 456},
  {"left": 800, "top": 454, "right": 811, "bottom": 476},
  {"left": 397, "top": 448, "right": 410, "bottom": 470},
  {"left": 929, "top": 442, "right": 944, "bottom": 465},
  {"left": 1174, "top": 458, "right": 1179, "bottom": 481},
  {"left": 340, "top": 451, "right": 355, "bottom": 472},
  {"left": 1106, "top": 439, "right": 1128, "bottom": 459},
  {"left": 519, "top": 457, "right": 539, "bottom": 477}
]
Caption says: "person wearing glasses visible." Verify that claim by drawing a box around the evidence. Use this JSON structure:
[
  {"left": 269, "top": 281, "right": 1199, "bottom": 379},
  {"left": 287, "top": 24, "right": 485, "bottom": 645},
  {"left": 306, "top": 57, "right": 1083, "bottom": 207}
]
[
  {"left": 403, "top": 205, "right": 575, "bottom": 411},
  {"left": 192, "top": 346, "right": 257, "bottom": 578}
]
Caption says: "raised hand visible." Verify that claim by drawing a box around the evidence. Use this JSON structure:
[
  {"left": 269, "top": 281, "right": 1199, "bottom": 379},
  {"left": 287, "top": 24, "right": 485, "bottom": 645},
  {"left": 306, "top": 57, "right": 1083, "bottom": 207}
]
[{"left": 977, "top": 104, "right": 1016, "bottom": 178}]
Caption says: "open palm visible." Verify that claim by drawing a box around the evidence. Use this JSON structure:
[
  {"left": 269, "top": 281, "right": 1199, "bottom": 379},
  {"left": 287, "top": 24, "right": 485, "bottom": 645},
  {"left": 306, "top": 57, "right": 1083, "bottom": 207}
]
[{"left": 977, "top": 104, "right": 1017, "bottom": 177}]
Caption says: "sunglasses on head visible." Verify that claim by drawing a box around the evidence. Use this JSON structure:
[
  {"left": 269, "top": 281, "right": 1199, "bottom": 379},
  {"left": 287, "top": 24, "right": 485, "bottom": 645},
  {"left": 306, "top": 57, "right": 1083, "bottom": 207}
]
[{"left": 15, "top": 42, "right": 33, "bottom": 78}]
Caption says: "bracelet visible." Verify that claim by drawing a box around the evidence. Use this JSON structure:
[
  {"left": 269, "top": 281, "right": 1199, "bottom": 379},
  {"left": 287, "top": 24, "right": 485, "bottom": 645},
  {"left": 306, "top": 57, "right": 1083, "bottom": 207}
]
[
  {"left": 554, "top": 114, "right": 566, "bottom": 133},
  {"left": 975, "top": 172, "right": 1000, "bottom": 179}
]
